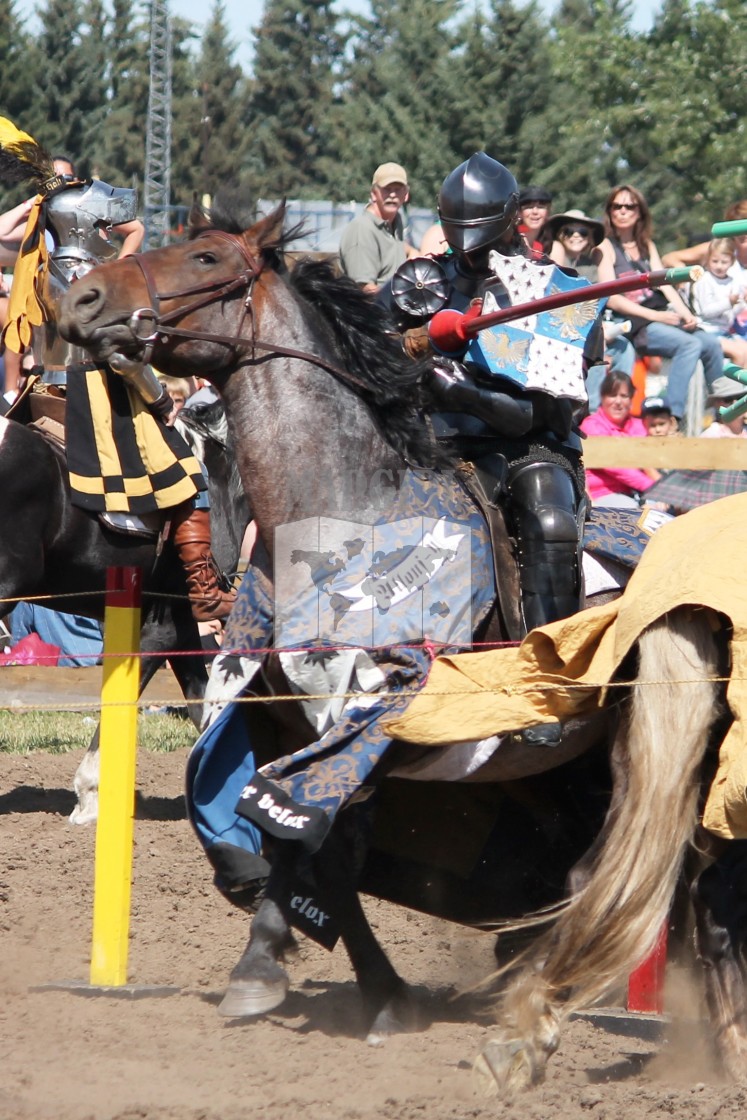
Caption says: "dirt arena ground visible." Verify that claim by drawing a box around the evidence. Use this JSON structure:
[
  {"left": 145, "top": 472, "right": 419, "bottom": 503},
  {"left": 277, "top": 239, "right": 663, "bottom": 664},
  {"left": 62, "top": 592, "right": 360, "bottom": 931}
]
[{"left": 2, "top": 745, "right": 747, "bottom": 1120}]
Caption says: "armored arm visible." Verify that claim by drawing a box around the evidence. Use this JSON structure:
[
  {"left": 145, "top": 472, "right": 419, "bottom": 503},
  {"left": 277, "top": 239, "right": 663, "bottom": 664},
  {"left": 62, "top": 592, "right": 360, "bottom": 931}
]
[{"left": 108, "top": 354, "right": 173, "bottom": 420}]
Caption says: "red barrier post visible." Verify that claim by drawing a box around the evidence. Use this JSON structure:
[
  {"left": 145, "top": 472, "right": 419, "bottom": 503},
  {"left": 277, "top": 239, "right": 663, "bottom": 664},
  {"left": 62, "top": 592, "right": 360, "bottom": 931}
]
[{"left": 627, "top": 922, "right": 668, "bottom": 1014}]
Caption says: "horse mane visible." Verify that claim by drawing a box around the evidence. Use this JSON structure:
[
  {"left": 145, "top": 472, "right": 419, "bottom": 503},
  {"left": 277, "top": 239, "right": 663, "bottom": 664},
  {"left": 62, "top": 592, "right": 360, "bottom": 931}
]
[
  {"left": 190, "top": 199, "right": 451, "bottom": 469},
  {"left": 288, "top": 259, "right": 450, "bottom": 468}
]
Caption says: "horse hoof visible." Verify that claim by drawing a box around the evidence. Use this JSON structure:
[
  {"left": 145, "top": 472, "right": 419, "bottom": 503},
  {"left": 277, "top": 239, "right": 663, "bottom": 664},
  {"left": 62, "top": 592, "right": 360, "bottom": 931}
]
[
  {"left": 473, "top": 1038, "right": 538, "bottom": 1097},
  {"left": 218, "top": 974, "right": 289, "bottom": 1018},
  {"left": 68, "top": 797, "right": 98, "bottom": 826},
  {"left": 366, "top": 988, "right": 419, "bottom": 1045}
]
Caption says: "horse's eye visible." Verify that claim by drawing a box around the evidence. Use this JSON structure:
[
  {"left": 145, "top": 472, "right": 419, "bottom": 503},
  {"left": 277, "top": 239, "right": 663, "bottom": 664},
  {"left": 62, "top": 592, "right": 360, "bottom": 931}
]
[{"left": 195, "top": 251, "right": 218, "bottom": 265}]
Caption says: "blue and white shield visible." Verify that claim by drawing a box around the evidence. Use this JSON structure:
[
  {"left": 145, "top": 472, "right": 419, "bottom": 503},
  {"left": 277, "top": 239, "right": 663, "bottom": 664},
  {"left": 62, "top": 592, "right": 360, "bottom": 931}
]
[{"left": 466, "top": 254, "right": 606, "bottom": 403}]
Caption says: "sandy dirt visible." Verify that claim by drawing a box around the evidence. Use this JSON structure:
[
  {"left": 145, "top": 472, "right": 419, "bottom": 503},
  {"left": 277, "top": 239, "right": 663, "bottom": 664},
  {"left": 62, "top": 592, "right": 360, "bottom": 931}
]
[{"left": 2, "top": 746, "right": 746, "bottom": 1120}]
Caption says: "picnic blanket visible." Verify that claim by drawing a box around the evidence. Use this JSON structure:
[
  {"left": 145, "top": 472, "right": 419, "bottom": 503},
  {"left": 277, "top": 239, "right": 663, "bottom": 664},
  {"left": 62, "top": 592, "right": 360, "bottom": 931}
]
[{"left": 386, "top": 491, "right": 747, "bottom": 840}]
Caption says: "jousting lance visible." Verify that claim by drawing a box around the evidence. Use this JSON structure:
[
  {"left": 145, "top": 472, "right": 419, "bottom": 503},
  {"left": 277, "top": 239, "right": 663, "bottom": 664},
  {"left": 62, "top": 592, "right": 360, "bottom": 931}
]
[{"left": 428, "top": 266, "right": 702, "bottom": 355}]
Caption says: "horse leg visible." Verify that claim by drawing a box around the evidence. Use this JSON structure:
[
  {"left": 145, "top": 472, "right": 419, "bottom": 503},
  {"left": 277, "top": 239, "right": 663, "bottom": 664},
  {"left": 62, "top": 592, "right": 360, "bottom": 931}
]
[
  {"left": 218, "top": 842, "right": 298, "bottom": 1018},
  {"left": 311, "top": 822, "right": 415, "bottom": 1045},
  {"left": 691, "top": 841, "right": 747, "bottom": 1079},
  {"left": 68, "top": 600, "right": 208, "bottom": 825},
  {"left": 474, "top": 607, "right": 722, "bottom": 1095}
]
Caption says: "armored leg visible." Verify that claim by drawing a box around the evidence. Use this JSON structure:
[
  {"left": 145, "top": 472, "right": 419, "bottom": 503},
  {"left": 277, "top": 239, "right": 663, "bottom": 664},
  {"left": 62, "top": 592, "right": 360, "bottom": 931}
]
[{"left": 507, "top": 461, "right": 582, "bottom": 633}]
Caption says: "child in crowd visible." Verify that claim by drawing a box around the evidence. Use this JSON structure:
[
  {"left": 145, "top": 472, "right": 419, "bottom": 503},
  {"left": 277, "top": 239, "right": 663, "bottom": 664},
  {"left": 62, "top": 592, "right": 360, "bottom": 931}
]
[
  {"left": 157, "top": 374, "right": 191, "bottom": 422},
  {"left": 701, "top": 376, "right": 747, "bottom": 438},
  {"left": 641, "top": 395, "right": 679, "bottom": 436},
  {"left": 691, "top": 239, "right": 747, "bottom": 366}
]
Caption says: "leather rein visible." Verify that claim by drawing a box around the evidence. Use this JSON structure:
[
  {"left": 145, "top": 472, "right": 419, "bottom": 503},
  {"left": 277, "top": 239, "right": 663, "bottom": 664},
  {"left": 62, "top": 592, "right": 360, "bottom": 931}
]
[{"left": 127, "top": 230, "right": 372, "bottom": 394}]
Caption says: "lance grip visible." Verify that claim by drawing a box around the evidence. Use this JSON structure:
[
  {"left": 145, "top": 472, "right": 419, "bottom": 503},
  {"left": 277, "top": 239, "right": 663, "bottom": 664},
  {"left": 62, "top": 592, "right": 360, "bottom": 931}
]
[{"left": 427, "top": 266, "right": 701, "bottom": 354}]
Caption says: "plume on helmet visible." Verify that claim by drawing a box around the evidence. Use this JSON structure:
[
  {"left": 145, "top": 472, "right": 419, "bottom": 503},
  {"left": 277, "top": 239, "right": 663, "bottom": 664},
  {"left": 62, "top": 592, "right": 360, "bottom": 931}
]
[{"left": 0, "top": 117, "right": 56, "bottom": 192}]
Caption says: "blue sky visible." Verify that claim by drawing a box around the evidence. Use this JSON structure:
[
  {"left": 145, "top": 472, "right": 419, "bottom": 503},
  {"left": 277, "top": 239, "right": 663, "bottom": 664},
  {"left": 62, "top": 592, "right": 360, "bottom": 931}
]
[{"left": 16, "top": 1, "right": 660, "bottom": 72}]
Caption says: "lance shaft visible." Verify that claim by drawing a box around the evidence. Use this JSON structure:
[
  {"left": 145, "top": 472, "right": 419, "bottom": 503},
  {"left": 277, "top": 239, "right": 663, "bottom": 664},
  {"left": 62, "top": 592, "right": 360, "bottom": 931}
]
[{"left": 428, "top": 266, "right": 700, "bottom": 355}]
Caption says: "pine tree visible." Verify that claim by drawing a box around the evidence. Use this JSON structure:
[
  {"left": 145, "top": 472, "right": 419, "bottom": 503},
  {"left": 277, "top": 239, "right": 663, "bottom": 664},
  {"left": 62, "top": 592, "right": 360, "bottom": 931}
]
[
  {"left": 325, "top": 0, "right": 462, "bottom": 206},
  {"left": 449, "top": 0, "right": 553, "bottom": 186},
  {"left": 241, "top": 0, "right": 344, "bottom": 198},
  {"left": 194, "top": 1, "right": 250, "bottom": 202},
  {"left": 30, "top": 0, "right": 108, "bottom": 173},
  {"left": 168, "top": 16, "right": 204, "bottom": 205},
  {"left": 0, "top": 0, "right": 43, "bottom": 207},
  {"left": 92, "top": 0, "right": 151, "bottom": 191},
  {"left": 531, "top": 0, "right": 641, "bottom": 218}
]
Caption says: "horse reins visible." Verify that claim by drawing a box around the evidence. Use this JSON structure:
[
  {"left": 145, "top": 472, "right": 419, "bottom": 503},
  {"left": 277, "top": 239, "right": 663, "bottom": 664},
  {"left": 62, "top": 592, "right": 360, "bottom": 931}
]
[{"left": 128, "top": 231, "right": 373, "bottom": 395}]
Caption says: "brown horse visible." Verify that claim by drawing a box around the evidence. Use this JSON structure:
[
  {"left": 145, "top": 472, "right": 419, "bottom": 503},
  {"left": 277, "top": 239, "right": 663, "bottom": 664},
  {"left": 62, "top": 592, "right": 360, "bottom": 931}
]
[{"left": 56, "top": 204, "right": 747, "bottom": 1088}]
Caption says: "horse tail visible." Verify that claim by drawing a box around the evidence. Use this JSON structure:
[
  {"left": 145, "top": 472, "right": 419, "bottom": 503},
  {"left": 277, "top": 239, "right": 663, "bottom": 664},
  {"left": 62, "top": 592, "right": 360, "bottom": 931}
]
[{"left": 502, "top": 606, "right": 721, "bottom": 1041}]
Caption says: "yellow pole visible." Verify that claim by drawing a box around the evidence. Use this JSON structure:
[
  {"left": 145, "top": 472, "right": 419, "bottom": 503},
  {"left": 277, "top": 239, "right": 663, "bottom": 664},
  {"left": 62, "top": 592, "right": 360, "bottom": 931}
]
[{"left": 90, "top": 566, "right": 142, "bottom": 986}]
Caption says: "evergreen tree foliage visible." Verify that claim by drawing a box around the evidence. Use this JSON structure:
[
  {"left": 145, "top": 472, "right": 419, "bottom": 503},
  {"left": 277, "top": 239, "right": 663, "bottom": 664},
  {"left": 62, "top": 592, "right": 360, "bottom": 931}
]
[
  {"left": 535, "top": 0, "right": 638, "bottom": 217},
  {"left": 31, "top": 0, "right": 109, "bottom": 175},
  {"left": 325, "top": 0, "right": 461, "bottom": 206},
  {"left": 194, "top": 1, "right": 250, "bottom": 202},
  {"left": 0, "top": 0, "right": 42, "bottom": 170},
  {"left": 93, "top": 0, "right": 151, "bottom": 190},
  {"left": 241, "top": 0, "right": 343, "bottom": 198},
  {"left": 450, "top": 0, "right": 553, "bottom": 188},
  {"left": 168, "top": 16, "right": 204, "bottom": 204},
  {"left": 0, "top": 0, "right": 745, "bottom": 250}
]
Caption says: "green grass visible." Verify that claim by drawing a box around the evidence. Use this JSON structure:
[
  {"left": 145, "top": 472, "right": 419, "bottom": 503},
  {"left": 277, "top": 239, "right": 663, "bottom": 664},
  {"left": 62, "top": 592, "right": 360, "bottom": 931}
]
[{"left": 0, "top": 709, "right": 199, "bottom": 755}]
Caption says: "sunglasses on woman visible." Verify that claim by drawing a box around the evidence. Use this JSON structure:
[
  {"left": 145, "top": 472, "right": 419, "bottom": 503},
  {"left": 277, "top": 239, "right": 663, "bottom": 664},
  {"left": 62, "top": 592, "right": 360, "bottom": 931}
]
[
  {"left": 560, "top": 225, "right": 590, "bottom": 238},
  {"left": 610, "top": 202, "right": 639, "bottom": 212}
]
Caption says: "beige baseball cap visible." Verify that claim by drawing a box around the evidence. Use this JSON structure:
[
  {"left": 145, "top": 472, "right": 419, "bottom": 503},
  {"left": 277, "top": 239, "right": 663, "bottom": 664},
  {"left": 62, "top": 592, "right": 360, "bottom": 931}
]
[{"left": 372, "top": 162, "right": 408, "bottom": 188}]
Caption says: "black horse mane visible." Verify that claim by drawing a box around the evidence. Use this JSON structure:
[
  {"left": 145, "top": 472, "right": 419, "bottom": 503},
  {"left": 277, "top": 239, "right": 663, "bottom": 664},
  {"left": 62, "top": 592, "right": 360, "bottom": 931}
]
[
  {"left": 191, "top": 200, "right": 450, "bottom": 469},
  {"left": 289, "top": 259, "right": 451, "bottom": 468}
]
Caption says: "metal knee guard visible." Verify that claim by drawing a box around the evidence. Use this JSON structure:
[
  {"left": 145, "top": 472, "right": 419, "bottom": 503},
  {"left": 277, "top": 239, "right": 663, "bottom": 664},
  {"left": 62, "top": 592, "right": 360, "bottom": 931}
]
[{"left": 507, "top": 460, "right": 582, "bottom": 632}]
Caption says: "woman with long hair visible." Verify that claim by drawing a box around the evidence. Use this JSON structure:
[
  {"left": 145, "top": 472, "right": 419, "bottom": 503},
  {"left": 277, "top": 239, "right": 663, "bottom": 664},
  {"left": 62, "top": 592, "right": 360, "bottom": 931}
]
[{"left": 596, "top": 184, "right": 724, "bottom": 424}]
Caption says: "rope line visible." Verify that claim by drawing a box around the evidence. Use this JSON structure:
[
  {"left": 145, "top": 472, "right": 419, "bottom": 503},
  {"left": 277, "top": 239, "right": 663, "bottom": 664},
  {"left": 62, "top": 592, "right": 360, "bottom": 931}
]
[{"left": 0, "top": 673, "right": 737, "bottom": 716}]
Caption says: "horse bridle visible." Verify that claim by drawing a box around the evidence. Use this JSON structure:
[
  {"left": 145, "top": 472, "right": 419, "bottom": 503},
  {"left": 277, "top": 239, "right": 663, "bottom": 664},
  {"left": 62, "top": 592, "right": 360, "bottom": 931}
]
[{"left": 128, "top": 230, "right": 372, "bottom": 393}]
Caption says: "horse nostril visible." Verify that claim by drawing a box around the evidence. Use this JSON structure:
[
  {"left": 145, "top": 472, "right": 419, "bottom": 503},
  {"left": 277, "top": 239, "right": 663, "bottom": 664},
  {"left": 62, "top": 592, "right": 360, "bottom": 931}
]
[{"left": 73, "top": 284, "right": 105, "bottom": 320}]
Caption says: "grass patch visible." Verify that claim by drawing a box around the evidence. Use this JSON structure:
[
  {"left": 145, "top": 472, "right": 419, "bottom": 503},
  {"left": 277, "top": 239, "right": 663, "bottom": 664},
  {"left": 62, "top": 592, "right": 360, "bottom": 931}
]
[{"left": 0, "top": 708, "right": 199, "bottom": 755}]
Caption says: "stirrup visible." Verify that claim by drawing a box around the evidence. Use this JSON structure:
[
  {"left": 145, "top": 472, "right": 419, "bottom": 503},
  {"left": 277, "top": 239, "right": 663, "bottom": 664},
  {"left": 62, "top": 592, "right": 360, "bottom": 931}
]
[{"left": 513, "top": 722, "right": 563, "bottom": 748}]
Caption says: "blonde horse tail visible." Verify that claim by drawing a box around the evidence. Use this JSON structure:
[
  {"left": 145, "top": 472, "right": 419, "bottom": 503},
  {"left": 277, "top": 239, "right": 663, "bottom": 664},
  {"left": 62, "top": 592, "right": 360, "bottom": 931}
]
[{"left": 478, "top": 606, "right": 722, "bottom": 1093}]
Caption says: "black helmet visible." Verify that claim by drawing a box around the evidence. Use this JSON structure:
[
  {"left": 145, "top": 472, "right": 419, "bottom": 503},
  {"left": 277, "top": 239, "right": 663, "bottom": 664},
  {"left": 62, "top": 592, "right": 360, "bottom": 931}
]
[{"left": 437, "top": 152, "right": 519, "bottom": 254}]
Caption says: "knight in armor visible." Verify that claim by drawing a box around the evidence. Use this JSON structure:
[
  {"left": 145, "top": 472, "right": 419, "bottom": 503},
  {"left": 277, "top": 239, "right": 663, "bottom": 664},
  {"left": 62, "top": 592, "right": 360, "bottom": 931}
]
[
  {"left": 0, "top": 132, "right": 235, "bottom": 622},
  {"left": 381, "top": 153, "right": 604, "bottom": 668}
]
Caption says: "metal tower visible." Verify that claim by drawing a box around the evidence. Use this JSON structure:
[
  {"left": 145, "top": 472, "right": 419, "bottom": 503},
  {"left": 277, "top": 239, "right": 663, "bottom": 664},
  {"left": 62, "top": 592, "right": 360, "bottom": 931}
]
[{"left": 143, "top": 0, "right": 172, "bottom": 249}]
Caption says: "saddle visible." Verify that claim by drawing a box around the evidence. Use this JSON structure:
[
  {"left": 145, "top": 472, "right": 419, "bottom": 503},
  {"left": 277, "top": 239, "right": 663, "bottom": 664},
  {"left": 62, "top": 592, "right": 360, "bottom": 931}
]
[
  {"left": 431, "top": 414, "right": 523, "bottom": 640},
  {"left": 456, "top": 455, "right": 523, "bottom": 641}
]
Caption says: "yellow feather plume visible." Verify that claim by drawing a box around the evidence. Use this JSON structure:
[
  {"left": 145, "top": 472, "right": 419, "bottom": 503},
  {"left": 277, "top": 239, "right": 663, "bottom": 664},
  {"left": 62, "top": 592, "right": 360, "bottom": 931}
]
[
  {"left": 0, "top": 116, "right": 54, "bottom": 187},
  {"left": 0, "top": 117, "right": 38, "bottom": 151}
]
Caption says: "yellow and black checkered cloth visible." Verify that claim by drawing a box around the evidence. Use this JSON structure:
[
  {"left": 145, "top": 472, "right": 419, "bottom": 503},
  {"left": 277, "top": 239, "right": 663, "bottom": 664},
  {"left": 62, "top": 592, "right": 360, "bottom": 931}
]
[{"left": 65, "top": 367, "right": 205, "bottom": 514}]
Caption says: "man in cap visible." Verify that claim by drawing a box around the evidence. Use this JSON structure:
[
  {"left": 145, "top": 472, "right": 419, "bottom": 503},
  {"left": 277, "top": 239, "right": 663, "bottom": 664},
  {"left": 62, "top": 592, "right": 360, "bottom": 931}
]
[
  {"left": 339, "top": 162, "right": 413, "bottom": 293},
  {"left": 518, "top": 185, "right": 553, "bottom": 255}
]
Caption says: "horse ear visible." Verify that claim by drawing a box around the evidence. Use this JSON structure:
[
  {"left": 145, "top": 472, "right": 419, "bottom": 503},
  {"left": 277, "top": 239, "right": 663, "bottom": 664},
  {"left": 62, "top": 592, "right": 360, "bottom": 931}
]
[
  {"left": 244, "top": 202, "right": 287, "bottom": 254},
  {"left": 189, "top": 191, "right": 211, "bottom": 234}
]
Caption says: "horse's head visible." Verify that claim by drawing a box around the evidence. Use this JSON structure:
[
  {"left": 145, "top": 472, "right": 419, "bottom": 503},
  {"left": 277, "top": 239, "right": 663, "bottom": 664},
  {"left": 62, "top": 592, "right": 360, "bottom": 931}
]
[{"left": 57, "top": 203, "right": 289, "bottom": 382}]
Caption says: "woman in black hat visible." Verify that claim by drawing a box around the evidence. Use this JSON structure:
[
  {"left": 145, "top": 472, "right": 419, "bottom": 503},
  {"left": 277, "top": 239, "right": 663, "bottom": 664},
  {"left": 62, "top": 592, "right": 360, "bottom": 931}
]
[
  {"left": 517, "top": 185, "right": 552, "bottom": 255},
  {"left": 542, "top": 208, "right": 604, "bottom": 280}
]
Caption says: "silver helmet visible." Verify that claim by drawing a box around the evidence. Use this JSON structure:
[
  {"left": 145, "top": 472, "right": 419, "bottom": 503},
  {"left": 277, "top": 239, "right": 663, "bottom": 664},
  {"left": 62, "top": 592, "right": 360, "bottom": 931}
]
[
  {"left": 44, "top": 178, "right": 138, "bottom": 282},
  {"left": 35, "top": 179, "right": 138, "bottom": 372}
]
